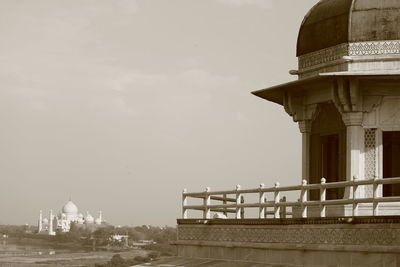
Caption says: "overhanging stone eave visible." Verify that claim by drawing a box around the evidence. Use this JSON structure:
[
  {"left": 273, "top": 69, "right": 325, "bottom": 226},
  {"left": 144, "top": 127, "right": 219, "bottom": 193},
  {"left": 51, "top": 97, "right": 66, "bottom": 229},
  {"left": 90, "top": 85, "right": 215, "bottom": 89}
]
[
  {"left": 252, "top": 71, "right": 400, "bottom": 105},
  {"left": 251, "top": 75, "right": 332, "bottom": 106}
]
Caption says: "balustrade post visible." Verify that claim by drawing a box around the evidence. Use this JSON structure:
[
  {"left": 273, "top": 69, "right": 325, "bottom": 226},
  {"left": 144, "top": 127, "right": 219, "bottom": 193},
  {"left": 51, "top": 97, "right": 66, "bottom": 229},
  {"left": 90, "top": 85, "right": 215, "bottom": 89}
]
[
  {"left": 182, "top": 189, "right": 188, "bottom": 219},
  {"left": 320, "top": 178, "right": 326, "bottom": 218},
  {"left": 259, "top": 183, "right": 265, "bottom": 219},
  {"left": 280, "top": 196, "right": 287, "bottom": 219},
  {"left": 204, "top": 187, "right": 211, "bottom": 219},
  {"left": 223, "top": 193, "right": 227, "bottom": 216},
  {"left": 373, "top": 178, "right": 380, "bottom": 216},
  {"left": 274, "top": 182, "right": 280, "bottom": 219},
  {"left": 240, "top": 195, "right": 245, "bottom": 218},
  {"left": 301, "top": 180, "right": 308, "bottom": 218},
  {"left": 235, "top": 185, "right": 242, "bottom": 219},
  {"left": 352, "top": 176, "right": 359, "bottom": 216}
]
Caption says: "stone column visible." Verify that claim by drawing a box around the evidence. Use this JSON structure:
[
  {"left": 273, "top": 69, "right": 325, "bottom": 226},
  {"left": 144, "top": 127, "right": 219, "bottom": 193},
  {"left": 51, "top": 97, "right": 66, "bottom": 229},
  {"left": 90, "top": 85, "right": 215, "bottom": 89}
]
[
  {"left": 49, "top": 210, "right": 54, "bottom": 235},
  {"left": 38, "top": 210, "right": 43, "bottom": 233},
  {"left": 299, "top": 120, "right": 312, "bottom": 183},
  {"left": 342, "top": 112, "right": 364, "bottom": 199}
]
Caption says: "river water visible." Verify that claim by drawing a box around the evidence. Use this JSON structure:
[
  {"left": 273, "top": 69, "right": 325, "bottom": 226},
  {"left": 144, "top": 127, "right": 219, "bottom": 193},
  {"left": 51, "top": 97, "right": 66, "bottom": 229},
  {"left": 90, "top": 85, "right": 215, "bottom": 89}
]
[{"left": 0, "top": 238, "right": 90, "bottom": 258}]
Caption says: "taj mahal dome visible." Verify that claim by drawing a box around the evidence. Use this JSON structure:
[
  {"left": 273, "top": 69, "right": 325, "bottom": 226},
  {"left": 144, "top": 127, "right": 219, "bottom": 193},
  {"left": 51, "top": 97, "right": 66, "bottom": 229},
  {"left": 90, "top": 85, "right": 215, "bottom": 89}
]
[{"left": 38, "top": 199, "right": 104, "bottom": 235}]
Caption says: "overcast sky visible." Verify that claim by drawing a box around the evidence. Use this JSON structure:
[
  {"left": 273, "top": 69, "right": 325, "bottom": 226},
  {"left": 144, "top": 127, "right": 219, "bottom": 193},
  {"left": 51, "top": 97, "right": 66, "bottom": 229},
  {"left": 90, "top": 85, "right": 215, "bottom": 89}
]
[{"left": 0, "top": 0, "right": 319, "bottom": 226}]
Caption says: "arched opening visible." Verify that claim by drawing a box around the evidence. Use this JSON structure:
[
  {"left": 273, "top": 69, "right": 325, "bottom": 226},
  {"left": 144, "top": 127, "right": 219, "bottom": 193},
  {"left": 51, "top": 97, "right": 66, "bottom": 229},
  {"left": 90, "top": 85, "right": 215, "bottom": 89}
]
[{"left": 309, "top": 102, "right": 346, "bottom": 200}]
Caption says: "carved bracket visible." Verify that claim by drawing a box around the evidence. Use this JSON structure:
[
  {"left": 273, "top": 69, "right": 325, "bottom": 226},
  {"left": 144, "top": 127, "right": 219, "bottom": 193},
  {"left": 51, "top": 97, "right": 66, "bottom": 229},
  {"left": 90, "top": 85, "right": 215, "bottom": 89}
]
[
  {"left": 363, "top": 96, "right": 383, "bottom": 113},
  {"left": 342, "top": 112, "right": 363, "bottom": 126},
  {"left": 284, "top": 93, "right": 319, "bottom": 124},
  {"left": 283, "top": 92, "right": 303, "bottom": 121},
  {"left": 298, "top": 120, "right": 312, "bottom": 133},
  {"left": 332, "top": 77, "right": 362, "bottom": 114},
  {"left": 297, "top": 105, "right": 319, "bottom": 133}
]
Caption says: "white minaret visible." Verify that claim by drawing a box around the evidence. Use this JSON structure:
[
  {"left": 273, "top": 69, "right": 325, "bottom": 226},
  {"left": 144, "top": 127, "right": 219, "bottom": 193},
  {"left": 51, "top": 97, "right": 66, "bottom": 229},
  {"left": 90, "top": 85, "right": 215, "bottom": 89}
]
[
  {"left": 38, "top": 210, "right": 43, "bottom": 233},
  {"left": 99, "top": 211, "right": 102, "bottom": 222},
  {"left": 48, "top": 210, "right": 55, "bottom": 235}
]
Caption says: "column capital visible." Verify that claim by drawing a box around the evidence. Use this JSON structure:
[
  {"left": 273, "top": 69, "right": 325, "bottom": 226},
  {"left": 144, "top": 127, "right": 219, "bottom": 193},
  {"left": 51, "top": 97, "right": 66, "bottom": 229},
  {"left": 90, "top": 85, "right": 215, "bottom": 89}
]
[
  {"left": 342, "top": 112, "right": 363, "bottom": 126},
  {"left": 298, "top": 120, "right": 312, "bottom": 133}
]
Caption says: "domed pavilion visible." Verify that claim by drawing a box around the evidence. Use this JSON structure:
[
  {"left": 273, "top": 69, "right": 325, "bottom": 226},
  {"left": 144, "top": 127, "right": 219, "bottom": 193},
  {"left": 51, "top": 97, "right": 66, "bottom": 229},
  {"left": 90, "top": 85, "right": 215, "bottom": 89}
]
[
  {"left": 175, "top": 1, "right": 400, "bottom": 265},
  {"left": 253, "top": 0, "right": 400, "bottom": 216}
]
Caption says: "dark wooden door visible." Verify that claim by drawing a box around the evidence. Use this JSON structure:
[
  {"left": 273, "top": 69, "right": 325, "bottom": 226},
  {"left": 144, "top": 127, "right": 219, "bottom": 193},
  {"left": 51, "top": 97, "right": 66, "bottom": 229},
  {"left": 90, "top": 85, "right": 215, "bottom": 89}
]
[
  {"left": 383, "top": 131, "right": 400, "bottom": 196},
  {"left": 310, "top": 133, "right": 343, "bottom": 200},
  {"left": 321, "top": 134, "right": 340, "bottom": 200}
]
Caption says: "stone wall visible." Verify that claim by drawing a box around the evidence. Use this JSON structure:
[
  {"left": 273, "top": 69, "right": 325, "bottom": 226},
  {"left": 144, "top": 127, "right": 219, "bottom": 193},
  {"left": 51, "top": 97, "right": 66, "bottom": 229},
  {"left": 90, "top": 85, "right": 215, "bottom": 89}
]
[{"left": 175, "top": 217, "right": 400, "bottom": 267}]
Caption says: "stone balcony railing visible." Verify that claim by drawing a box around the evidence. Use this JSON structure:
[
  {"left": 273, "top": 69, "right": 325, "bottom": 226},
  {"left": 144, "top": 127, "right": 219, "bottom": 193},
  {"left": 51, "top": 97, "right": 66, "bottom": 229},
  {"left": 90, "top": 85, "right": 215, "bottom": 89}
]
[{"left": 182, "top": 177, "right": 400, "bottom": 220}]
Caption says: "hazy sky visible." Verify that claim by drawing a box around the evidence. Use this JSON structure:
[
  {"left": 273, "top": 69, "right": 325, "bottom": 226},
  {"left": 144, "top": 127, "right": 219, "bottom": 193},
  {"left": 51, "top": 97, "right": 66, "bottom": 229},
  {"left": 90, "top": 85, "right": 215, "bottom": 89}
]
[{"left": 0, "top": 0, "right": 319, "bottom": 226}]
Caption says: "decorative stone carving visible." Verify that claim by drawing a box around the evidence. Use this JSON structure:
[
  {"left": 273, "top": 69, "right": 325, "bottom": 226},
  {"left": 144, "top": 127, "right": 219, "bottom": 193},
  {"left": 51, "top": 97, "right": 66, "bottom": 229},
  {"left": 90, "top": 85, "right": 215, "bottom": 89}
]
[
  {"left": 178, "top": 224, "right": 400, "bottom": 246},
  {"left": 364, "top": 129, "right": 377, "bottom": 197},
  {"left": 332, "top": 77, "right": 362, "bottom": 114},
  {"left": 342, "top": 112, "right": 363, "bottom": 126},
  {"left": 298, "top": 43, "right": 348, "bottom": 70},
  {"left": 349, "top": 41, "right": 400, "bottom": 56},
  {"left": 298, "top": 120, "right": 312, "bottom": 133},
  {"left": 283, "top": 94, "right": 306, "bottom": 122},
  {"left": 298, "top": 40, "right": 400, "bottom": 71},
  {"left": 284, "top": 93, "right": 318, "bottom": 124}
]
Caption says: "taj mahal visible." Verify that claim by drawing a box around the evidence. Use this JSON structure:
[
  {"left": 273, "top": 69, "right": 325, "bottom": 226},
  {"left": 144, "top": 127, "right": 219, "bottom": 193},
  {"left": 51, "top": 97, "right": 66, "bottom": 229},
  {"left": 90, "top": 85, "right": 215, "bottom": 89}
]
[{"left": 38, "top": 199, "right": 104, "bottom": 235}]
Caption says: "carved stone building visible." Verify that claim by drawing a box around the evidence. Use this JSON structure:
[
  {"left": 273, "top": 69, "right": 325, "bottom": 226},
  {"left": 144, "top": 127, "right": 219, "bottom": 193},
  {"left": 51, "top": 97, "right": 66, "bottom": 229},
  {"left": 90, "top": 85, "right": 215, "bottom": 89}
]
[
  {"left": 171, "top": 1, "right": 400, "bottom": 266},
  {"left": 254, "top": 0, "right": 400, "bottom": 216}
]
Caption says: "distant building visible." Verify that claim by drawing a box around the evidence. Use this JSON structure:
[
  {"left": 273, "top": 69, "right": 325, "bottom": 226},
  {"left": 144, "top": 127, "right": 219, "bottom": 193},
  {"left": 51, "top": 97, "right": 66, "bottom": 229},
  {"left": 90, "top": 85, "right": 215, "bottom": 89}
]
[
  {"left": 110, "top": 234, "right": 128, "bottom": 242},
  {"left": 38, "top": 199, "right": 104, "bottom": 235}
]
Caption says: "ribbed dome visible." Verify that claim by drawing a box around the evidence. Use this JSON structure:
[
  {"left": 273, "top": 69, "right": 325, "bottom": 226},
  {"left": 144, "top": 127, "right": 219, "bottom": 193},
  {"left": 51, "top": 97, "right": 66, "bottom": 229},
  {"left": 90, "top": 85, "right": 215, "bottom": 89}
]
[
  {"left": 62, "top": 201, "right": 78, "bottom": 214},
  {"left": 297, "top": 0, "right": 400, "bottom": 56}
]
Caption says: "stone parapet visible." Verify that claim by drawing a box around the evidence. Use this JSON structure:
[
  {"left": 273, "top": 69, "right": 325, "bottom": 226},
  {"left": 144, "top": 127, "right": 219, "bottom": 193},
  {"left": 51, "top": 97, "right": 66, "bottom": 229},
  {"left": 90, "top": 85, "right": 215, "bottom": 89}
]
[{"left": 175, "top": 217, "right": 400, "bottom": 266}]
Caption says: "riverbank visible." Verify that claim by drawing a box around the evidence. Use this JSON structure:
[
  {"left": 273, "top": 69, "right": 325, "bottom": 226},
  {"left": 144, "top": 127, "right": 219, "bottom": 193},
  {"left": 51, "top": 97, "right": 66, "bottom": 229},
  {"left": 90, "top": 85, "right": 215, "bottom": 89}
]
[
  {"left": 0, "top": 236, "right": 152, "bottom": 266},
  {"left": 0, "top": 248, "right": 149, "bottom": 266}
]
